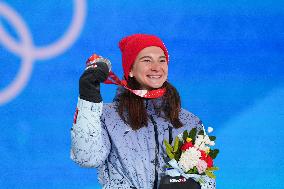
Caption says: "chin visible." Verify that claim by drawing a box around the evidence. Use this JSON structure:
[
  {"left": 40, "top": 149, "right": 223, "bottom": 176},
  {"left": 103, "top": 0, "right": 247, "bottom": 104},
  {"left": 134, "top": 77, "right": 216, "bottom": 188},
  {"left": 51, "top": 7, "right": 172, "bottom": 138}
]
[
  {"left": 141, "top": 77, "right": 167, "bottom": 90},
  {"left": 147, "top": 82, "right": 166, "bottom": 89}
]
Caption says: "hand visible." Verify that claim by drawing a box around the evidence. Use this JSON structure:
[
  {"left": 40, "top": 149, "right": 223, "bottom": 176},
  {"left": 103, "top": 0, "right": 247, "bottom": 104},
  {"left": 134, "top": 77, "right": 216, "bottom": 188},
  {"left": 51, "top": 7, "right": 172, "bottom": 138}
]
[{"left": 79, "top": 55, "right": 111, "bottom": 103}]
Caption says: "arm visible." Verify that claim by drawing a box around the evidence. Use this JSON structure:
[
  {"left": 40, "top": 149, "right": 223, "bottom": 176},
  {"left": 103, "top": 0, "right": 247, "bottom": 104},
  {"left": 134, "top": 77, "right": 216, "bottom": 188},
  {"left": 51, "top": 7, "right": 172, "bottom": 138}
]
[
  {"left": 70, "top": 98, "right": 111, "bottom": 167},
  {"left": 70, "top": 54, "right": 111, "bottom": 167}
]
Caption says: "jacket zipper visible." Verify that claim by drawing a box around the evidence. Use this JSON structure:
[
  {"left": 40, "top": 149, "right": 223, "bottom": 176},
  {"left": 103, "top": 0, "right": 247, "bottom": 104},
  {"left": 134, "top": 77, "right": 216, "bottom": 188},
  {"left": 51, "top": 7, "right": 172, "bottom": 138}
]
[{"left": 149, "top": 115, "right": 159, "bottom": 189}]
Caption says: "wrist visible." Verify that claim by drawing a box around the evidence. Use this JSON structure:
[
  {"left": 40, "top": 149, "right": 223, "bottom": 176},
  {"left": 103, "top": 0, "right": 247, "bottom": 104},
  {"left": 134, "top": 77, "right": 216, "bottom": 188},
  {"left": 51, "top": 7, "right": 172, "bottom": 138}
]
[{"left": 79, "top": 93, "right": 102, "bottom": 103}]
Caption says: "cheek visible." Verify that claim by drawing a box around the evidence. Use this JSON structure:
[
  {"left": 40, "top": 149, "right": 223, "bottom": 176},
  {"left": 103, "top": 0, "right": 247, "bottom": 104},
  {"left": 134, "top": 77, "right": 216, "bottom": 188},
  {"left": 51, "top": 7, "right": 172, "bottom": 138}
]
[
  {"left": 133, "top": 63, "right": 148, "bottom": 75},
  {"left": 133, "top": 68, "right": 148, "bottom": 80},
  {"left": 163, "top": 65, "right": 169, "bottom": 74}
]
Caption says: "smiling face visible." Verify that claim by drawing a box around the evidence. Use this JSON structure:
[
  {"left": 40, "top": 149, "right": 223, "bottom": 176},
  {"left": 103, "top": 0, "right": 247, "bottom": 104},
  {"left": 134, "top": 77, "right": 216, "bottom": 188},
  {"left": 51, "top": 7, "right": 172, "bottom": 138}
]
[{"left": 129, "top": 46, "right": 168, "bottom": 90}]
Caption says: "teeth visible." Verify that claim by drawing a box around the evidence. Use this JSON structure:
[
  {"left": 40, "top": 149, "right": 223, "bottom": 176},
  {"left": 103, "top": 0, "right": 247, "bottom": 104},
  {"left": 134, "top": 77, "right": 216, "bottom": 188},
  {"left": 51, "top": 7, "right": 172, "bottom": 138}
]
[{"left": 148, "top": 75, "right": 161, "bottom": 79}]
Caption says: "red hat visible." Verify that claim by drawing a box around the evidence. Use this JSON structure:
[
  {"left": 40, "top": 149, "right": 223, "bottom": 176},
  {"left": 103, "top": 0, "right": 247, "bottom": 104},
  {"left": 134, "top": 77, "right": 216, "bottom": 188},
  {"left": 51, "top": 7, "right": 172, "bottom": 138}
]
[{"left": 119, "top": 34, "right": 169, "bottom": 80}]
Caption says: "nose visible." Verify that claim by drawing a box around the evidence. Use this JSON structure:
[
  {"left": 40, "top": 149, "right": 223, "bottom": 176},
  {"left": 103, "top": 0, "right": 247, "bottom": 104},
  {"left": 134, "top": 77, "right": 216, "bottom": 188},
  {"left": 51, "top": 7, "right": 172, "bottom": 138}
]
[{"left": 150, "top": 61, "right": 161, "bottom": 71}]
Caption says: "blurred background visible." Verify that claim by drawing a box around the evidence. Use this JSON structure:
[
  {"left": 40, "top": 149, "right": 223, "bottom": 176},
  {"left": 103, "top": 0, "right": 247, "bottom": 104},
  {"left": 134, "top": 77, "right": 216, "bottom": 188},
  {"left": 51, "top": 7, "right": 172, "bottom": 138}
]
[{"left": 1, "top": 0, "right": 284, "bottom": 188}]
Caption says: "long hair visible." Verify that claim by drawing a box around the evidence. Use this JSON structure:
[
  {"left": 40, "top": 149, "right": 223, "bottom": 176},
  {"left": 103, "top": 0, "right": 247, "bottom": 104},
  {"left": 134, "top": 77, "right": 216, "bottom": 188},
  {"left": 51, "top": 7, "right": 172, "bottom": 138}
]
[{"left": 116, "top": 77, "right": 183, "bottom": 130}]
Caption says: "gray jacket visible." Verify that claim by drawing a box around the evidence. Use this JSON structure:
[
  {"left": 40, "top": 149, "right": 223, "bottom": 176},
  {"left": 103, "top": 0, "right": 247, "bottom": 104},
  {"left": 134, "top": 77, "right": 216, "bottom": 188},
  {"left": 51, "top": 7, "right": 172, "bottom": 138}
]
[{"left": 70, "top": 92, "right": 215, "bottom": 189}]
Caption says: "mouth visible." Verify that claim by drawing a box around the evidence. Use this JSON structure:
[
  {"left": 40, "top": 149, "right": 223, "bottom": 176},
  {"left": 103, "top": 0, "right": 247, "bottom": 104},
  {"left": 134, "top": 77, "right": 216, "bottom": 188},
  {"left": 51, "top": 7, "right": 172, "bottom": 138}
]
[{"left": 147, "top": 75, "right": 162, "bottom": 79}]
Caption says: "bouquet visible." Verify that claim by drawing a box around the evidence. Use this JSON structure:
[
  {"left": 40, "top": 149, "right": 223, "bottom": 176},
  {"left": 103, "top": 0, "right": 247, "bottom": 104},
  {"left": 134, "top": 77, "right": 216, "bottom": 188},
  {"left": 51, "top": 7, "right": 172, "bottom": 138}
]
[{"left": 161, "top": 126, "right": 219, "bottom": 188}]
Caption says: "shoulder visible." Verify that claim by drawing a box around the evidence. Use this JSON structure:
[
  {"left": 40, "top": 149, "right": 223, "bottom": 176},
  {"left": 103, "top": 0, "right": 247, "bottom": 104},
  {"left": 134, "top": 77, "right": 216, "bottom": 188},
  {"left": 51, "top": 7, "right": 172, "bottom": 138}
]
[
  {"left": 101, "top": 102, "right": 119, "bottom": 120},
  {"left": 101, "top": 102, "right": 128, "bottom": 129},
  {"left": 100, "top": 102, "right": 133, "bottom": 140},
  {"left": 179, "top": 108, "right": 203, "bottom": 130},
  {"left": 102, "top": 102, "right": 117, "bottom": 113}
]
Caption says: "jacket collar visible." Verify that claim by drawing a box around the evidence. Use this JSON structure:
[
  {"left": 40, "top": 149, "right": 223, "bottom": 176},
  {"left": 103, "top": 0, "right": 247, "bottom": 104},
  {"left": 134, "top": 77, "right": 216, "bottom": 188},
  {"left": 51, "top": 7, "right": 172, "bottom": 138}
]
[{"left": 113, "top": 86, "right": 166, "bottom": 117}]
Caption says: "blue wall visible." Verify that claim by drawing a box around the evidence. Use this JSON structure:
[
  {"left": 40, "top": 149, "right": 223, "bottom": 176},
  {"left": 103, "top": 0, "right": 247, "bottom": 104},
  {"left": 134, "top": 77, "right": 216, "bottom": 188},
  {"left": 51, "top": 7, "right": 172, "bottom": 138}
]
[{"left": 1, "top": 0, "right": 284, "bottom": 188}]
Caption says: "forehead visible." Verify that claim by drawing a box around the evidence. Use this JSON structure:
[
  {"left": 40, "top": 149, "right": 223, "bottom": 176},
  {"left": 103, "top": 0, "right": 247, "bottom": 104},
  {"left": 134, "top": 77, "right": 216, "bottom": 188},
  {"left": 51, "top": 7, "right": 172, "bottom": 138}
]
[{"left": 137, "top": 46, "right": 165, "bottom": 57}]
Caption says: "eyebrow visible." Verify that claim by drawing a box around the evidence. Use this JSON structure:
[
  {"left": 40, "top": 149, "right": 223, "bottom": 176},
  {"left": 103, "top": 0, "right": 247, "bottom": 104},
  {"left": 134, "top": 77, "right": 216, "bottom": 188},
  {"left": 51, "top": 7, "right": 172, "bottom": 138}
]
[
  {"left": 139, "top": 55, "right": 166, "bottom": 60},
  {"left": 139, "top": 56, "right": 152, "bottom": 60}
]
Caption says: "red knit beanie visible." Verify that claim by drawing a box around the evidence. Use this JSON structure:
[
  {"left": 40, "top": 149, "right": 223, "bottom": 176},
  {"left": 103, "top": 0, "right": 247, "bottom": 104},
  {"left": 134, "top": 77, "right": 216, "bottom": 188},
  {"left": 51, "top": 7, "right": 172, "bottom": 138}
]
[{"left": 119, "top": 34, "right": 169, "bottom": 80}]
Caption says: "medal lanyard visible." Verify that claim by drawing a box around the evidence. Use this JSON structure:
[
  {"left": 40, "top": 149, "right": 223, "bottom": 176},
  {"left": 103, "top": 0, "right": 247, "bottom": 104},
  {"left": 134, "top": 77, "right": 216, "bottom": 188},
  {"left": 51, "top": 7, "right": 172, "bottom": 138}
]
[
  {"left": 86, "top": 53, "right": 166, "bottom": 99},
  {"left": 104, "top": 71, "right": 166, "bottom": 99}
]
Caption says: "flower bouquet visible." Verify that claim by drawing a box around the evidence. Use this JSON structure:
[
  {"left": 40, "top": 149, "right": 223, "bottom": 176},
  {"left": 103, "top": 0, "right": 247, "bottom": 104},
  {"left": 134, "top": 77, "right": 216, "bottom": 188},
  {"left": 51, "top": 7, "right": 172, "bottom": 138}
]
[{"left": 159, "top": 127, "right": 219, "bottom": 189}]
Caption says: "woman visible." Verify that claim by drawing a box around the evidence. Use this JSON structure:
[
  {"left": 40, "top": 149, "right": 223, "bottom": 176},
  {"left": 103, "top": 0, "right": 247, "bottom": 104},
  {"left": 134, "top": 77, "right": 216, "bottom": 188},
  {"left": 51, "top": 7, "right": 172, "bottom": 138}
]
[{"left": 70, "top": 34, "right": 215, "bottom": 189}]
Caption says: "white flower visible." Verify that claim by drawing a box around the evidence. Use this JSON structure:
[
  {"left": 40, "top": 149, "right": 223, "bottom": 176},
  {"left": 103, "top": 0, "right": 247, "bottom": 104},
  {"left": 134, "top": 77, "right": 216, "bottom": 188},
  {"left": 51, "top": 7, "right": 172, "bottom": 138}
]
[
  {"left": 178, "top": 147, "right": 201, "bottom": 172},
  {"left": 195, "top": 142, "right": 210, "bottom": 152},
  {"left": 209, "top": 140, "right": 215, "bottom": 146},
  {"left": 204, "top": 135, "right": 210, "bottom": 144},
  {"left": 194, "top": 135, "right": 214, "bottom": 151},
  {"left": 177, "top": 133, "right": 183, "bottom": 141},
  {"left": 207, "top": 127, "right": 213, "bottom": 133},
  {"left": 196, "top": 160, "right": 207, "bottom": 174}
]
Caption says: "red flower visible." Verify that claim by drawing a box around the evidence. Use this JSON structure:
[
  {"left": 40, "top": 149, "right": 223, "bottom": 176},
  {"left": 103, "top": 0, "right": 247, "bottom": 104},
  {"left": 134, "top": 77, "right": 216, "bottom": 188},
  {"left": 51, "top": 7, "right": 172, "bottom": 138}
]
[
  {"left": 205, "top": 156, "right": 213, "bottom": 167},
  {"left": 200, "top": 150, "right": 213, "bottom": 167},
  {"left": 200, "top": 150, "right": 207, "bottom": 159},
  {"left": 181, "top": 142, "right": 193, "bottom": 151}
]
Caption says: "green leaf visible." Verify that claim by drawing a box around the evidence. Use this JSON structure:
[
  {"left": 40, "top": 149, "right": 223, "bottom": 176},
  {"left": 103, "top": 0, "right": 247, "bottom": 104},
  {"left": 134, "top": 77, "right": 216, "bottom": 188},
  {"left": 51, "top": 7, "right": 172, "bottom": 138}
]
[
  {"left": 198, "top": 129, "right": 204, "bottom": 135},
  {"left": 205, "top": 170, "right": 216, "bottom": 179},
  {"left": 173, "top": 152, "right": 180, "bottom": 161},
  {"left": 173, "top": 137, "right": 180, "bottom": 152},
  {"left": 188, "top": 128, "right": 197, "bottom": 142},
  {"left": 182, "top": 130, "right": 189, "bottom": 141},
  {"left": 186, "top": 169, "right": 194, "bottom": 174},
  {"left": 164, "top": 140, "right": 173, "bottom": 152},
  {"left": 164, "top": 165, "right": 172, "bottom": 168},
  {"left": 186, "top": 167, "right": 198, "bottom": 174},
  {"left": 208, "top": 149, "right": 219, "bottom": 159},
  {"left": 207, "top": 166, "right": 219, "bottom": 171},
  {"left": 174, "top": 150, "right": 182, "bottom": 161},
  {"left": 193, "top": 166, "right": 198, "bottom": 173},
  {"left": 209, "top": 136, "right": 216, "bottom": 141},
  {"left": 166, "top": 147, "right": 174, "bottom": 159},
  {"left": 188, "top": 128, "right": 197, "bottom": 138}
]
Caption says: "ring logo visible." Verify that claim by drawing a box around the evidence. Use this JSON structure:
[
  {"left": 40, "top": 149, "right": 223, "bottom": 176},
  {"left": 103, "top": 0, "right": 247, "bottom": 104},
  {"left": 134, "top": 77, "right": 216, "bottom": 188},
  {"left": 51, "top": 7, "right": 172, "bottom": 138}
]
[{"left": 0, "top": 0, "right": 86, "bottom": 105}]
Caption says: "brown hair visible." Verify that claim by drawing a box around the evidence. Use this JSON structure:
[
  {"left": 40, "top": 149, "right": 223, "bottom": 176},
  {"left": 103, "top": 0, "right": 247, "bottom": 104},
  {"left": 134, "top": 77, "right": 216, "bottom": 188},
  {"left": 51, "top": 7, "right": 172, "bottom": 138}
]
[{"left": 116, "top": 77, "right": 183, "bottom": 130}]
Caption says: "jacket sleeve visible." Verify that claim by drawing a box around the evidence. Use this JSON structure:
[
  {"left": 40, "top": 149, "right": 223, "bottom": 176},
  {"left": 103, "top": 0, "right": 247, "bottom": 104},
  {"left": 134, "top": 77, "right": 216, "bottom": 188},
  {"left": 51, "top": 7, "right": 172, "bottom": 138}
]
[
  {"left": 200, "top": 176, "right": 216, "bottom": 189},
  {"left": 70, "top": 97, "right": 111, "bottom": 168}
]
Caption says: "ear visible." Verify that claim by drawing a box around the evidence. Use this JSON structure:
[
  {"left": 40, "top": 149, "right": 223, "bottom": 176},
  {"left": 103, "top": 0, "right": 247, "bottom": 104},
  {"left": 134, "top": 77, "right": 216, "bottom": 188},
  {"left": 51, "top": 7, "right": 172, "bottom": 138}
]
[{"left": 129, "top": 71, "right": 134, "bottom": 77}]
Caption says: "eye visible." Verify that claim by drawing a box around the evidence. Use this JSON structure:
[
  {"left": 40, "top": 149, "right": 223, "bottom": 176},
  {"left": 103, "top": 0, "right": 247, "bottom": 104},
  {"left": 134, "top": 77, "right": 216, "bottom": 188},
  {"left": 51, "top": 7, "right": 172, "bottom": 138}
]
[
  {"left": 142, "top": 59, "right": 151, "bottom": 63},
  {"left": 160, "top": 59, "right": 167, "bottom": 63}
]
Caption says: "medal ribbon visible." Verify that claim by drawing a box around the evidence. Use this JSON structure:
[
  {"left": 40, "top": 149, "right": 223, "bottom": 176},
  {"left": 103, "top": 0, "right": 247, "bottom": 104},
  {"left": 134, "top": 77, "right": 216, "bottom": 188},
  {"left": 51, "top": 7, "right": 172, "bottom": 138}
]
[{"left": 86, "top": 54, "right": 166, "bottom": 99}]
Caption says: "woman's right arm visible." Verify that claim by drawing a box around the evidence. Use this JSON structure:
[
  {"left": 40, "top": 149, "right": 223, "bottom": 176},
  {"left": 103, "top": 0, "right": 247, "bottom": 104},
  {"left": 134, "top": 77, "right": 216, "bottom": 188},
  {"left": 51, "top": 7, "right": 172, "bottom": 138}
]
[
  {"left": 70, "top": 56, "right": 111, "bottom": 167},
  {"left": 70, "top": 98, "right": 110, "bottom": 168}
]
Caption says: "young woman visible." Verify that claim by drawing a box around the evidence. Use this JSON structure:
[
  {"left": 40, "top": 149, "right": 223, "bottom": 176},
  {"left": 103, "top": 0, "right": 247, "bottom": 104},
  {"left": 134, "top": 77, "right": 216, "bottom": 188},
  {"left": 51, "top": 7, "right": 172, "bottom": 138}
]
[{"left": 70, "top": 34, "right": 215, "bottom": 189}]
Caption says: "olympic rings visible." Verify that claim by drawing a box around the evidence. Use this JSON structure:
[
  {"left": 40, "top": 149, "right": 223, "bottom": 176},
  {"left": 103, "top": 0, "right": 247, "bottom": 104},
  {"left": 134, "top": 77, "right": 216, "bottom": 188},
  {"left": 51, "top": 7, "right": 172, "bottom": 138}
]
[{"left": 0, "top": 0, "right": 86, "bottom": 105}]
